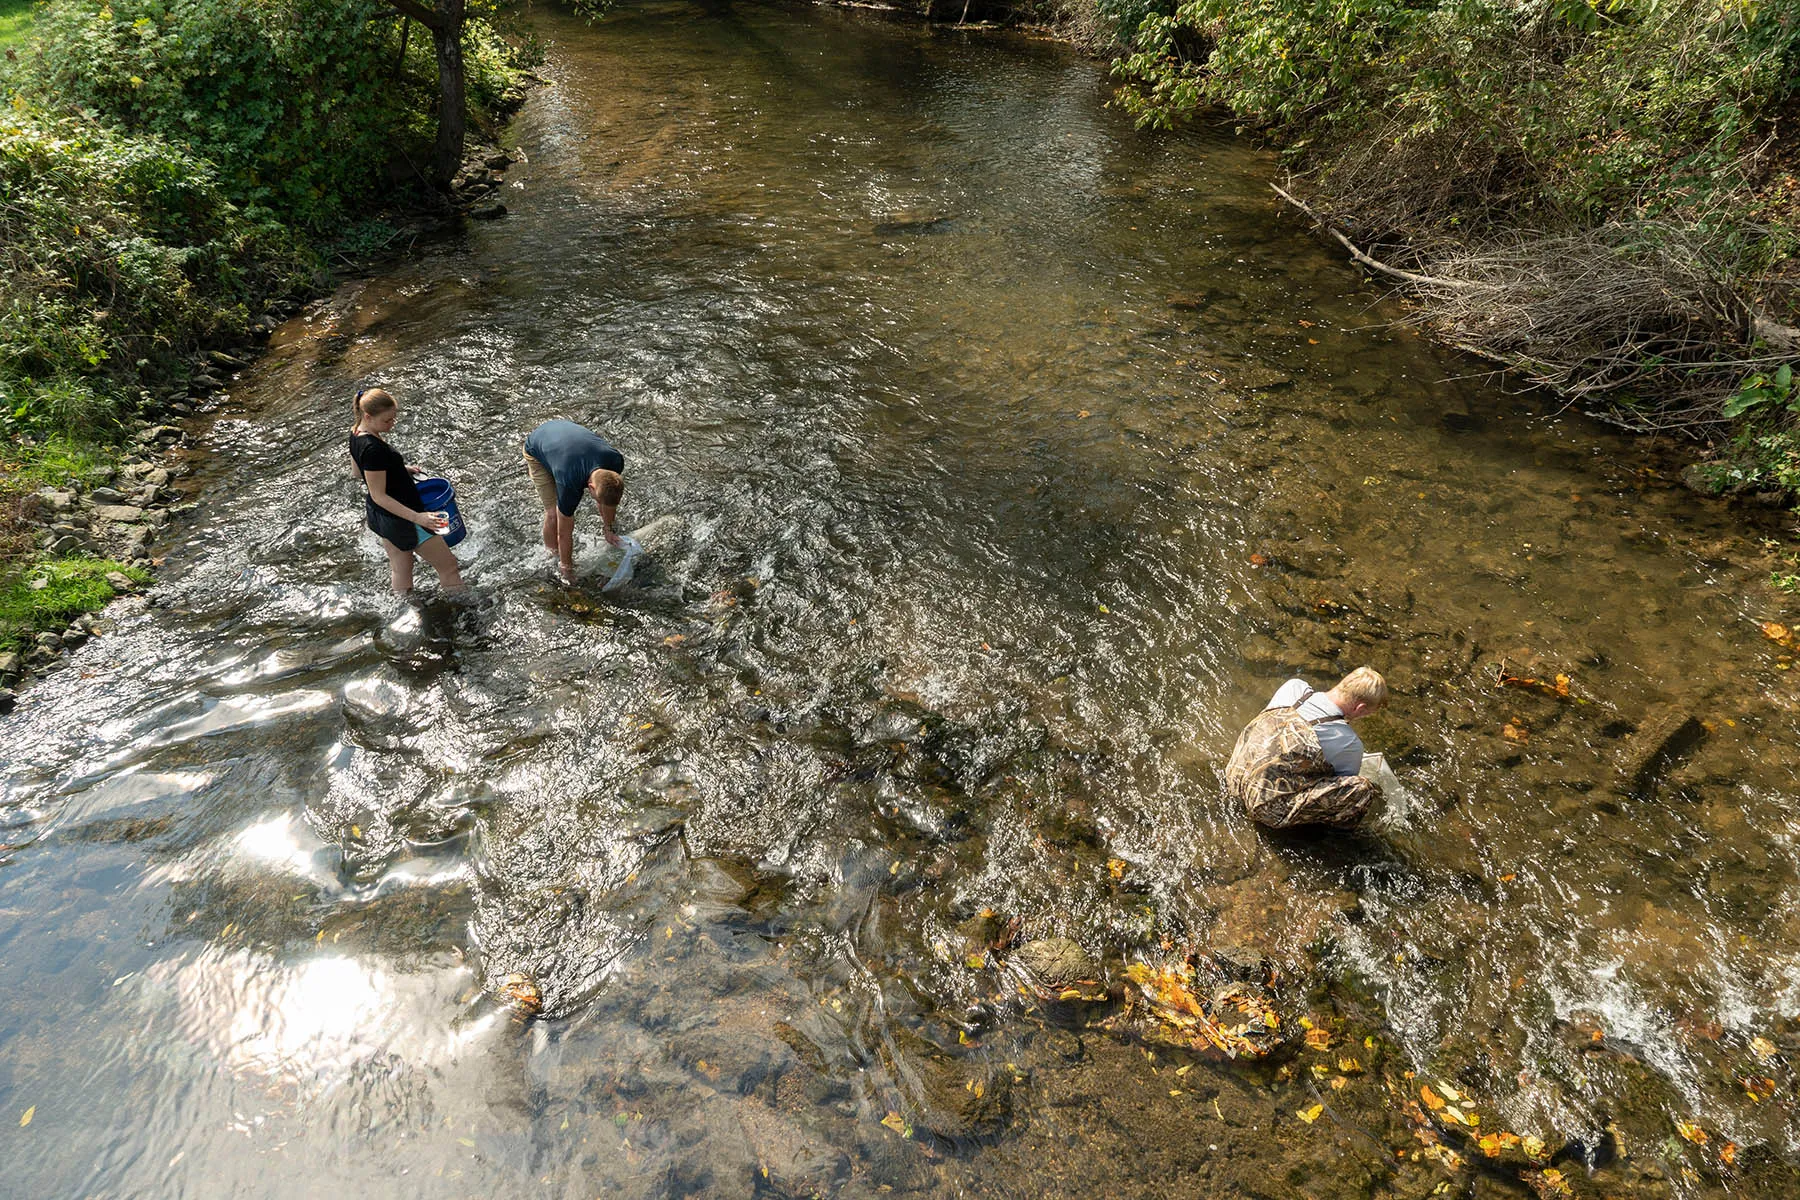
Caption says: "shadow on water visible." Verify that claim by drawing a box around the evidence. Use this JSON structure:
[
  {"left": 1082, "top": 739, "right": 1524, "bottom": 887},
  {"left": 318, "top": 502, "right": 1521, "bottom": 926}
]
[{"left": 4, "top": 2, "right": 1800, "bottom": 1196}]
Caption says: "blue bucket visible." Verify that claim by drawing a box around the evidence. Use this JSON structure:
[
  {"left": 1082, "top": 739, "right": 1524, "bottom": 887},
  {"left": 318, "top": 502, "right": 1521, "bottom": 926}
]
[{"left": 415, "top": 476, "right": 468, "bottom": 548}]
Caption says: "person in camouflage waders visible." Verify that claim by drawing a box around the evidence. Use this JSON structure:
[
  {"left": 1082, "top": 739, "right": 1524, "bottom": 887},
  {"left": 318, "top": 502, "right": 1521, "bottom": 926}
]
[{"left": 1225, "top": 667, "right": 1388, "bottom": 829}]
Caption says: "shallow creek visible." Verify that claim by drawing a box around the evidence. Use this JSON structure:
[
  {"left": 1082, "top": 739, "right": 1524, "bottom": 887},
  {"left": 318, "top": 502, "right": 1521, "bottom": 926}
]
[{"left": 5, "top": 3, "right": 1800, "bottom": 1196}]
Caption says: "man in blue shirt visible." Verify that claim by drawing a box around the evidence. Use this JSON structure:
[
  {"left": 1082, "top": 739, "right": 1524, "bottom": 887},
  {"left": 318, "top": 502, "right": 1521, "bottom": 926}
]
[{"left": 523, "top": 420, "right": 625, "bottom": 583}]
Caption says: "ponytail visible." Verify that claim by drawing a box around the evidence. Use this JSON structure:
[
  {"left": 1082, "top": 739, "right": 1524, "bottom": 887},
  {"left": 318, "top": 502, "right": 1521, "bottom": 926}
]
[{"left": 351, "top": 386, "right": 396, "bottom": 432}]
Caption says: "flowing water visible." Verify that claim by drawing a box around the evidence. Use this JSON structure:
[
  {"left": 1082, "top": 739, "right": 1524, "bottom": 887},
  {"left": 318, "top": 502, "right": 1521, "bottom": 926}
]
[{"left": 6, "top": 4, "right": 1800, "bottom": 1196}]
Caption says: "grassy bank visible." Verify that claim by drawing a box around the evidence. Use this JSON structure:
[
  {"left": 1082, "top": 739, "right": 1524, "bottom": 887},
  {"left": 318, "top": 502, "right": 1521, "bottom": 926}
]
[
  {"left": 1104, "top": 0, "right": 1800, "bottom": 502},
  {"left": 0, "top": 0, "right": 33, "bottom": 49},
  {"left": 0, "top": 0, "right": 535, "bottom": 672}
]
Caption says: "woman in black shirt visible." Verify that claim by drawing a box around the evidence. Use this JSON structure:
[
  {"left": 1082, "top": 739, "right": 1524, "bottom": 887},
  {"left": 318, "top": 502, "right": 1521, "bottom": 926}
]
[{"left": 348, "top": 387, "right": 465, "bottom": 594}]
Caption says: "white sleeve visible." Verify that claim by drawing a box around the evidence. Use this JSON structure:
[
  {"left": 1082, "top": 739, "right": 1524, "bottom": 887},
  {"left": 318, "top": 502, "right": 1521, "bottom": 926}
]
[{"left": 1266, "top": 678, "right": 1308, "bottom": 710}]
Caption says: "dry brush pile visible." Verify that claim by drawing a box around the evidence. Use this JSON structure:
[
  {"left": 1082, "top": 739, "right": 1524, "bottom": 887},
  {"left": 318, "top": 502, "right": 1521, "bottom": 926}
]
[{"left": 1114, "top": 0, "right": 1800, "bottom": 463}]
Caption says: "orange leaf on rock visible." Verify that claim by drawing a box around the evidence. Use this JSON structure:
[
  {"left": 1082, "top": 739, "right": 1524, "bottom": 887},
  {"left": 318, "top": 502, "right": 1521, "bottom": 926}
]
[
  {"left": 1676, "top": 1120, "right": 1708, "bottom": 1146},
  {"left": 1420, "top": 1085, "right": 1446, "bottom": 1111},
  {"left": 1304, "top": 1027, "right": 1332, "bottom": 1051}
]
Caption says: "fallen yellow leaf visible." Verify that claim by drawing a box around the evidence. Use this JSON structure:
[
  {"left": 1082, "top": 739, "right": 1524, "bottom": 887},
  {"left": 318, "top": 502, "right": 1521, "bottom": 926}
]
[
  {"left": 20, "top": 1105, "right": 34, "bottom": 1127},
  {"left": 1304, "top": 1027, "right": 1332, "bottom": 1051},
  {"left": 1297, "top": 1104, "right": 1323, "bottom": 1124},
  {"left": 1676, "top": 1120, "right": 1708, "bottom": 1146},
  {"left": 1751, "top": 1035, "right": 1777, "bottom": 1061}
]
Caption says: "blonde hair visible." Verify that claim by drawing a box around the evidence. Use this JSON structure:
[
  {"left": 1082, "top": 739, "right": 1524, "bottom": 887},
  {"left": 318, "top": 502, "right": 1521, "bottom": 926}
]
[
  {"left": 1336, "top": 666, "right": 1388, "bottom": 708},
  {"left": 351, "top": 386, "right": 395, "bottom": 431},
  {"left": 590, "top": 468, "right": 624, "bottom": 508}
]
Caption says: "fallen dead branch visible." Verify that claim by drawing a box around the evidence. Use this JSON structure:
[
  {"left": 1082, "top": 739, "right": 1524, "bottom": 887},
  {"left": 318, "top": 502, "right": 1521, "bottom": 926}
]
[{"left": 1270, "top": 182, "right": 1798, "bottom": 434}]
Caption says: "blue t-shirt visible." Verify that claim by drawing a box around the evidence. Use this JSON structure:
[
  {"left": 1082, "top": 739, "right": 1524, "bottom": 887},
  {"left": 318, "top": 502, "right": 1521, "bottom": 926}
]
[{"left": 524, "top": 420, "right": 625, "bottom": 516}]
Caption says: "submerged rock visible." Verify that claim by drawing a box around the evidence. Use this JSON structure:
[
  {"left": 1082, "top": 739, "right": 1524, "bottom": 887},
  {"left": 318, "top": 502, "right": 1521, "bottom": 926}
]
[
  {"left": 873, "top": 213, "right": 953, "bottom": 235},
  {"left": 1617, "top": 704, "right": 1705, "bottom": 794},
  {"left": 499, "top": 972, "right": 542, "bottom": 1017},
  {"left": 885, "top": 1028, "right": 1011, "bottom": 1141},
  {"left": 1009, "top": 937, "right": 1102, "bottom": 999},
  {"left": 1231, "top": 364, "right": 1293, "bottom": 391}
]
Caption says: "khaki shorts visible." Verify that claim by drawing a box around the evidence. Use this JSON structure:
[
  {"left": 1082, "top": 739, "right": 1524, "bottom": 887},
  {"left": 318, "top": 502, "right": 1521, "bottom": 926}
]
[{"left": 524, "top": 449, "right": 560, "bottom": 511}]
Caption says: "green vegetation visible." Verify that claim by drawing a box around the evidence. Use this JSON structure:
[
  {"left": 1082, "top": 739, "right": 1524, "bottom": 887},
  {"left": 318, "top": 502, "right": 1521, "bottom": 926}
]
[
  {"left": 0, "top": 555, "right": 147, "bottom": 653},
  {"left": 0, "top": 0, "right": 34, "bottom": 49},
  {"left": 1, "top": 0, "right": 537, "bottom": 658},
  {"left": 1110, "top": 0, "right": 1800, "bottom": 498},
  {"left": 1, "top": 105, "right": 316, "bottom": 440}
]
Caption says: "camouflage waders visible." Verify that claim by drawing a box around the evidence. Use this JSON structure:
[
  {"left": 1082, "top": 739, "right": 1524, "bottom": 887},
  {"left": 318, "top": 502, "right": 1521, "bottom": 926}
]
[{"left": 1224, "top": 696, "right": 1381, "bottom": 829}]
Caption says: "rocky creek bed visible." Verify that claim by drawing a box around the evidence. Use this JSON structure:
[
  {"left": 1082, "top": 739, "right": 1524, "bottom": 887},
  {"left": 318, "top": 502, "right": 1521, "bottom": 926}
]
[{"left": 3, "top": 4, "right": 1800, "bottom": 1198}]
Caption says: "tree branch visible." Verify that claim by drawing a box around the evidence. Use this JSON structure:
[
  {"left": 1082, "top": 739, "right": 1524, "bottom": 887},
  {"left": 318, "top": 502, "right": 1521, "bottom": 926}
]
[
  {"left": 1753, "top": 314, "right": 1800, "bottom": 354},
  {"left": 1270, "top": 183, "right": 1474, "bottom": 292},
  {"left": 383, "top": 0, "right": 445, "bottom": 30}
]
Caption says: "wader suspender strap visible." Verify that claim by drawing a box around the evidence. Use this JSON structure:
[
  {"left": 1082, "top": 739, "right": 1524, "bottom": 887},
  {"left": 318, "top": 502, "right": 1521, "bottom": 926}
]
[{"left": 1288, "top": 686, "right": 1341, "bottom": 728}]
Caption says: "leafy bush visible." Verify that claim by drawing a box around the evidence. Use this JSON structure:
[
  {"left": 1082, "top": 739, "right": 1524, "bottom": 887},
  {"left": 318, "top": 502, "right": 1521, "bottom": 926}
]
[
  {"left": 0, "top": 104, "right": 314, "bottom": 438},
  {"left": 23, "top": 0, "right": 416, "bottom": 229},
  {"left": 2, "top": 1, "right": 532, "bottom": 441},
  {"left": 1114, "top": 0, "right": 1800, "bottom": 230},
  {"left": 1091, "top": 0, "right": 1174, "bottom": 46},
  {"left": 21, "top": 0, "right": 531, "bottom": 226}
]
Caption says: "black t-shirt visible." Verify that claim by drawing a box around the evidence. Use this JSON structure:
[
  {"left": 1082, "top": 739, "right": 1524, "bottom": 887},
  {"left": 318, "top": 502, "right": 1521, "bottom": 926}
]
[{"left": 350, "top": 432, "right": 426, "bottom": 549}]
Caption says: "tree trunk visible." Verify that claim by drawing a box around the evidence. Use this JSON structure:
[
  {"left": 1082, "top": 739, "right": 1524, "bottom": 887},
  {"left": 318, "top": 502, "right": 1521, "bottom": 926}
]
[{"left": 428, "top": 0, "right": 466, "bottom": 192}]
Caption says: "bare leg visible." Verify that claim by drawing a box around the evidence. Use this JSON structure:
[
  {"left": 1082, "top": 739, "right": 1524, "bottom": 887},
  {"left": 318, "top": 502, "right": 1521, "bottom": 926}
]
[
  {"left": 540, "top": 506, "right": 557, "bottom": 553},
  {"left": 415, "top": 536, "right": 466, "bottom": 591},
  {"left": 382, "top": 539, "right": 416, "bottom": 594}
]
